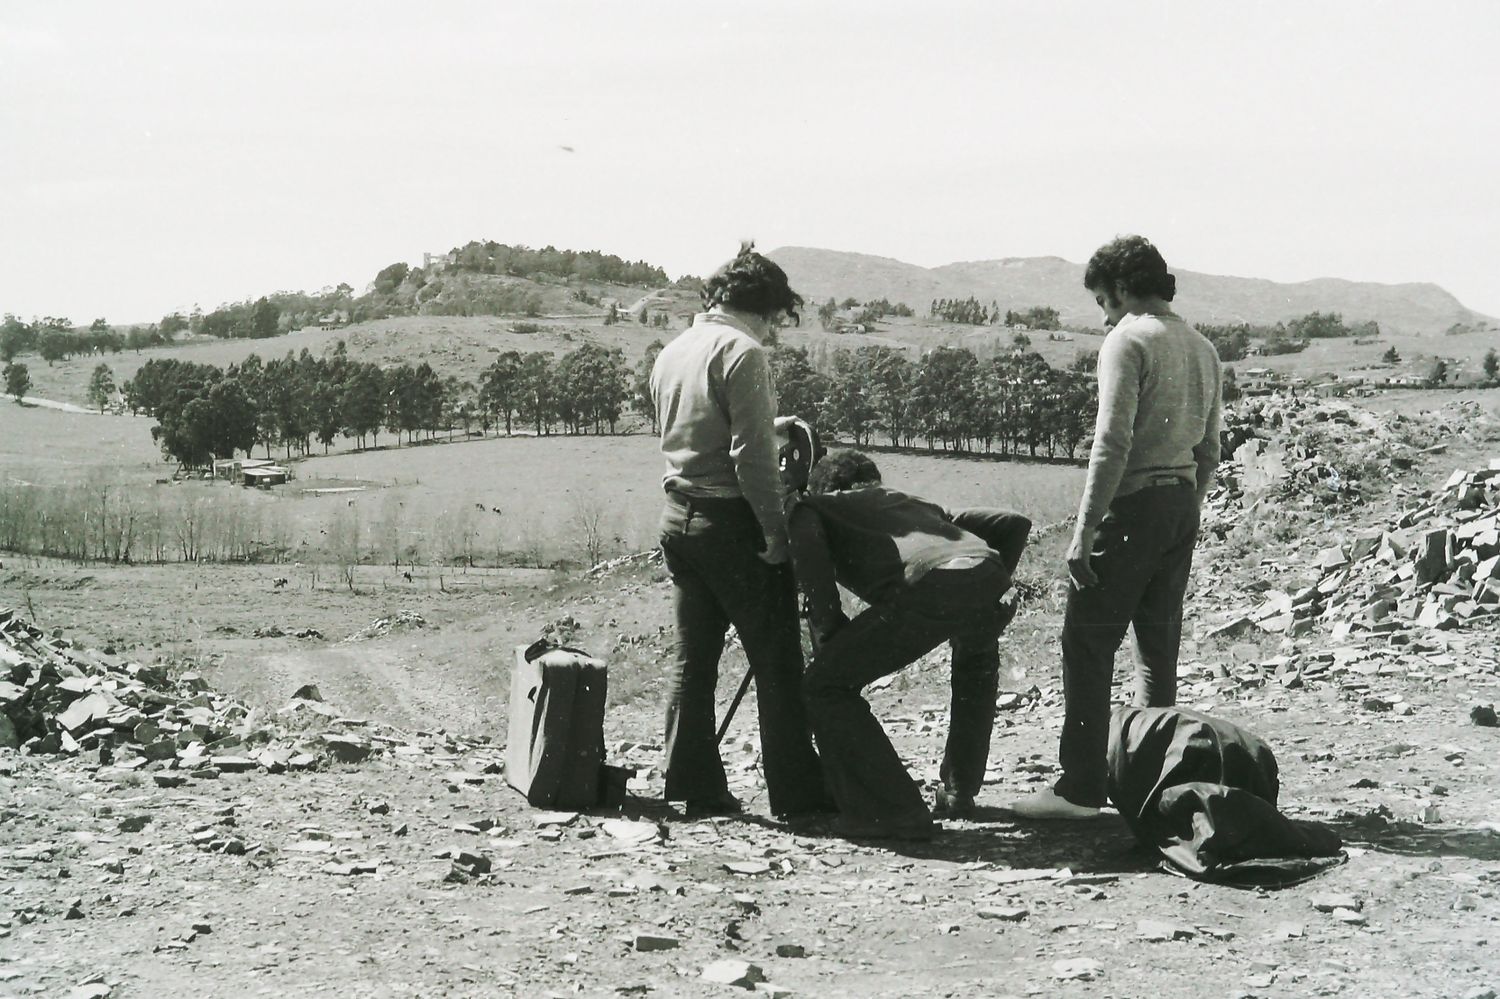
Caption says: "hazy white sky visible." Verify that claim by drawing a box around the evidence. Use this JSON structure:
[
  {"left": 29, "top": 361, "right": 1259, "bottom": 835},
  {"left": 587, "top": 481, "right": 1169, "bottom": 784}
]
[{"left": 3, "top": 1, "right": 1497, "bottom": 323}]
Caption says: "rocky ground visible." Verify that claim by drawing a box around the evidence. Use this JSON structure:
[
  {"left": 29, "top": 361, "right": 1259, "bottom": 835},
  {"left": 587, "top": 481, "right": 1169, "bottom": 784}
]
[{"left": 4, "top": 396, "right": 1500, "bottom": 999}]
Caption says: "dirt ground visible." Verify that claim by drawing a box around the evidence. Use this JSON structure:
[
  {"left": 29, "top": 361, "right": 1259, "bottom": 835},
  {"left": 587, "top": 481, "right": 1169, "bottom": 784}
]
[{"left": 4, "top": 431, "right": 1500, "bottom": 998}]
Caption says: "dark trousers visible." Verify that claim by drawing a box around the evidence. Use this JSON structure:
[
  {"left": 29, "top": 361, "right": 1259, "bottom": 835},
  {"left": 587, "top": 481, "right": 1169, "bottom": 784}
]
[
  {"left": 658, "top": 495, "right": 828, "bottom": 816},
  {"left": 803, "top": 561, "right": 1010, "bottom": 823},
  {"left": 1055, "top": 483, "right": 1201, "bottom": 808}
]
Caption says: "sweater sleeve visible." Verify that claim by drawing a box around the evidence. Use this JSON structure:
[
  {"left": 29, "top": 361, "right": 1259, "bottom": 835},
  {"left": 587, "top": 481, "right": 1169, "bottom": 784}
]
[
  {"left": 1193, "top": 367, "right": 1223, "bottom": 500},
  {"left": 1076, "top": 330, "right": 1143, "bottom": 531},
  {"left": 949, "top": 508, "right": 1031, "bottom": 576},
  {"left": 723, "top": 343, "right": 789, "bottom": 548}
]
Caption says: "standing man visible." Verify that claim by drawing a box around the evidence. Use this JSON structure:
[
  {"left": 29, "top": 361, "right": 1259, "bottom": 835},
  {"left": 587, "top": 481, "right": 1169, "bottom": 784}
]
[
  {"left": 650, "top": 242, "right": 830, "bottom": 820},
  {"left": 1010, "top": 235, "right": 1222, "bottom": 820},
  {"left": 790, "top": 449, "right": 1030, "bottom": 840}
]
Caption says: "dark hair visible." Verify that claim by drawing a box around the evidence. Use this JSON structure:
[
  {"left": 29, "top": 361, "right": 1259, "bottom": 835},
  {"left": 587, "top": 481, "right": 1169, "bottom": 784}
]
[
  {"left": 1083, "top": 235, "right": 1177, "bottom": 302},
  {"left": 701, "top": 241, "right": 804, "bottom": 324},
  {"left": 808, "top": 448, "right": 881, "bottom": 493}
]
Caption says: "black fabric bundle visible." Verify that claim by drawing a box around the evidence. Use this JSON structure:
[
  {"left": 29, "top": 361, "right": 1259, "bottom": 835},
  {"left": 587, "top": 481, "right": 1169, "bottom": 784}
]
[{"left": 1107, "top": 705, "right": 1345, "bottom": 888}]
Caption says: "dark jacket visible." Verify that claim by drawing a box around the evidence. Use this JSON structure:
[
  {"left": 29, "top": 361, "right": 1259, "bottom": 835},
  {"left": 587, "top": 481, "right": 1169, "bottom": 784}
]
[
  {"left": 787, "top": 485, "right": 1030, "bottom": 640},
  {"left": 1108, "top": 705, "right": 1344, "bottom": 887}
]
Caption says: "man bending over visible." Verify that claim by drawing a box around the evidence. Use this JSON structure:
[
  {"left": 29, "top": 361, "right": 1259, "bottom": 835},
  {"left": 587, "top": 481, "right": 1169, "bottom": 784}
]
[{"left": 788, "top": 449, "right": 1030, "bottom": 840}]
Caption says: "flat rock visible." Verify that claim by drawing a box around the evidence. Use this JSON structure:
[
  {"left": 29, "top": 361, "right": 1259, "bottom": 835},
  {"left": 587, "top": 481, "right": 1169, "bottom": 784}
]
[
  {"left": 702, "top": 959, "right": 765, "bottom": 988},
  {"left": 1052, "top": 958, "right": 1101, "bottom": 981}
]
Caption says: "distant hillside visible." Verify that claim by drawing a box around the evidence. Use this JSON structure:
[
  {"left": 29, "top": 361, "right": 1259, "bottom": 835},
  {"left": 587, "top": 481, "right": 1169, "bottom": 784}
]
[{"left": 768, "top": 247, "right": 1494, "bottom": 335}]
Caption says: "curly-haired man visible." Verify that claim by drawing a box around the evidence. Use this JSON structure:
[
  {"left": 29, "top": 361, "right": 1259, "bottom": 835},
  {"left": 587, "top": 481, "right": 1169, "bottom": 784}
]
[
  {"left": 649, "top": 242, "right": 830, "bottom": 820},
  {"left": 1009, "top": 235, "right": 1222, "bottom": 820}
]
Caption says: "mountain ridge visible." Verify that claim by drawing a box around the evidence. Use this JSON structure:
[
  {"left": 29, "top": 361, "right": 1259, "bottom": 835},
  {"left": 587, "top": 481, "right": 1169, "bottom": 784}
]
[{"left": 767, "top": 246, "right": 1492, "bottom": 334}]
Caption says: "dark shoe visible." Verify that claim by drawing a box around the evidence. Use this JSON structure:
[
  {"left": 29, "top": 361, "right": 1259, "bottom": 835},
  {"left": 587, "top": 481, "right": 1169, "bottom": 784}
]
[
  {"left": 682, "top": 794, "right": 743, "bottom": 819},
  {"left": 831, "top": 813, "right": 937, "bottom": 842},
  {"left": 933, "top": 785, "right": 976, "bottom": 820}
]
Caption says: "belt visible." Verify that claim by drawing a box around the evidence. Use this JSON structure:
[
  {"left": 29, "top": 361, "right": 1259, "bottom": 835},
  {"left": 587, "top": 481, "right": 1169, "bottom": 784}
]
[{"left": 665, "top": 489, "right": 749, "bottom": 509}]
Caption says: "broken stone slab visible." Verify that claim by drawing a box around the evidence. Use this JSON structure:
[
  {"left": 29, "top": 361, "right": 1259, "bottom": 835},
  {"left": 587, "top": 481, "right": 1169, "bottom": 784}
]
[
  {"left": 978, "top": 907, "right": 1029, "bottom": 922},
  {"left": 632, "top": 932, "right": 679, "bottom": 952},
  {"left": 982, "top": 868, "right": 1067, "bottom": 886},
  {"left": 321, "top": 735, "right": 373, "bottom": 764},
  {"left": 702, "top": 959, "right": 766, "bottom": 989},
  {"left": 57, "top": 692, "right": 118, "bottom": 733},
  {"left": 600, "top": 819, "right": 660, "bottom": 845}
]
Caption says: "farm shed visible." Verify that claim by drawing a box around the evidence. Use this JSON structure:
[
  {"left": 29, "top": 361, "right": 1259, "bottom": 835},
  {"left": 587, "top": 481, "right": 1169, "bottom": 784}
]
[
  {"left": 242, "top": 465, "right": 290, "bottom": 488},
  {"left": 214, "top": 458, "right": 278, "bottom": 483}
]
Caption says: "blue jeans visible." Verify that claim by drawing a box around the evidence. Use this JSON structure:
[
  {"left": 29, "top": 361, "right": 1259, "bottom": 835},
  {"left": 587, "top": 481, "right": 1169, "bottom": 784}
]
[
  {"left": 1055, "top": 483, "right": 1201, "bottom": 807},
  {"left": 658, "top": 494, "right": 829, "bottom": 816}
]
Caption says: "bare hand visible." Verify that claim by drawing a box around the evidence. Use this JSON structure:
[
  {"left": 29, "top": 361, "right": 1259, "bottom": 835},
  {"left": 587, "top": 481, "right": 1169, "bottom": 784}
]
[
  {"left": 1066, "top": 531, "right": 1099, "bottom": 590},
  {"left": 759, "top": 537, "right": 790, "bottom": 565}
]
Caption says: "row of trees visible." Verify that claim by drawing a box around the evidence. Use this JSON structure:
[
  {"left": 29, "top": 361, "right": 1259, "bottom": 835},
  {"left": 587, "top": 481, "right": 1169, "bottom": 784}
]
[
  {"left": 1, "top": 315, "right": 132, "bottom": 364},
  {"left": 440, "top": 240, "right": 670, "bottom": 286},
  {"left": 1199, "top": 313, "right": 1382, "bottom": 362},
  {"left": 771, "top": 343, "right": 1099, "bottom": 458},
  {"left": 122, "top": 340, "right": 639, "bottom": 468}
]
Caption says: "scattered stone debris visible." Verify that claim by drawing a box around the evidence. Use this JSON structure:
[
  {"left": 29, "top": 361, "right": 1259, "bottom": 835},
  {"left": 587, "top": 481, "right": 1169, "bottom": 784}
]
[
  {"left": 1207, "top": 460, "right": 1500, "bottom": 649},
  {"left": 586, "top": 548, "right": 663, "bottom": 579},
  {"left": 342, "top": 611, "right": 428, "bottom": 643},
  {"left": 0, "top": 607, "right": 490, "bottom": 778}
]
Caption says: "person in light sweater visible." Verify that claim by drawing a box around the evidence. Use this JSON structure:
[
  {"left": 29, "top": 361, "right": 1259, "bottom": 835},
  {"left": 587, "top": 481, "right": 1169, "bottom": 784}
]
[
  {"left": 649, "top": 242, "right": 830, "bottom": 820},
  {"left": 1010, "top": 235, "right": 1223, "bottom": 820}
]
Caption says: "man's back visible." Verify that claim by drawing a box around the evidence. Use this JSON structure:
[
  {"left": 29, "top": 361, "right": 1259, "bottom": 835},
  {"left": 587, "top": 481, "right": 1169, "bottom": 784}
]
[{"left": 1078, "top": 312, "right": 1222, "bottom": 528}]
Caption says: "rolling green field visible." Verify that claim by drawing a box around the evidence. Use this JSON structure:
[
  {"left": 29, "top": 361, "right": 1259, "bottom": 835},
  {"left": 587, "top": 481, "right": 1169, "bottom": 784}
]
[{"left": 0, "top": 399, "right": 1086, "bottom": 567}]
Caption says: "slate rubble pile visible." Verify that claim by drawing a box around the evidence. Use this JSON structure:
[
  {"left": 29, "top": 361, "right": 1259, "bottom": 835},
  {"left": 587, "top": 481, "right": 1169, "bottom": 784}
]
[
  {"left": 0, "top": 608, "right": 432, "bottom": 775},
  {"left": 1213, "top": 398, "right": 1450, "bottom": 514},
  {"left": 1213, "top": 459, "right": 1500, "bottom": 645}
]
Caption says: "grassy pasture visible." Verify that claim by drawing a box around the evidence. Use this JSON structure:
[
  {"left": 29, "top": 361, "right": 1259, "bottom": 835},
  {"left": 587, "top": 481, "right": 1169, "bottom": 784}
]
[
  {"left": 0, "top": 403, "right": 168, "bottom": 483},
  {"left": 1235, "top": 327, "right": 1500, "bottom": 383},
  {"left": 293, "top": 434, "right": 1087, "bottom": 565}
]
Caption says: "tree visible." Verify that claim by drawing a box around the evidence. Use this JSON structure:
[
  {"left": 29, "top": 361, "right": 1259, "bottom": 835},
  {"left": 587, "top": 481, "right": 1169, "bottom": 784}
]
[
  {"left": 824, "top": 349, "right": 879, "bottom": 445},
  {"left": 340, "top": 363, "right": 386, "bottom": 448},
  {"left": 1010, "top": 331, "right": 1032, "bottom": 351},
  {"left": 517, "top": 353, "right": 556, "bottom": 434},
  {"left": 87, "top": 364, "right": 116, "bottom": 412},
  {"left": 769, "top": 346, "right": 829, "bottom": 426},
  {"left": 817, "top": 298, "right": 838, "bottom": 331},
  {"left": 159, "top": 312, "right": 189, "bottom": 338},
  {"left": 36, "top": 318, "right": 75, "bottom": 365},
  {"left": 1427, "top": 358, "right": 1448, "bottom": 386},
  {"left": 480, "top": 351, "right": 523, "bottom": 435},
  {"left": 1382, "top": 346, "right": 1401, "bottom": 364},
  {"left": 373, "top": 261, "right": 410, "bottom": 295},
  {"left": 1, "top": 314, "right": 33, "bottom": 362},
  {"left": 250, "top": 297, "right": 279, "bottom": 339},
  {"left": 3, "top": 362, "right": 30, "bottom": 403},
  {"left": 633, "top": 340, "right": 664, "bottom": 435},
  {"left": 1483, "top": 348, "right": 1499, "bottom": 382}
]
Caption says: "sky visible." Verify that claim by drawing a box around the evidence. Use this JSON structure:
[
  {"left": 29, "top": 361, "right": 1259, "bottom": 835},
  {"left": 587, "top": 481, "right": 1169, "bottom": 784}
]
[{"left": 3, "top": 0, "right": 1498, "bottom": 324}]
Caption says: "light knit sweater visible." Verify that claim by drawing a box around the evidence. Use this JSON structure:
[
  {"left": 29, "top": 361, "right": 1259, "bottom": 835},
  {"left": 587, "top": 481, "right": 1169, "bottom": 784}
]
[
  {"left": 650, "top": 312, "right": 787, "bottom": 548},
  {"left": 1076, "top": 311, "right": 1223, "bottom": 531}
]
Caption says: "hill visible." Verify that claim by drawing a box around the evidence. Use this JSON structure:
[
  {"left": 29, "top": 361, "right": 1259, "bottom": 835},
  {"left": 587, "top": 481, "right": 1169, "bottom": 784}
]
[{"left": 768, "top": 246, "right": 1495, "bottom": 335}]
